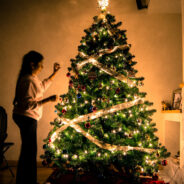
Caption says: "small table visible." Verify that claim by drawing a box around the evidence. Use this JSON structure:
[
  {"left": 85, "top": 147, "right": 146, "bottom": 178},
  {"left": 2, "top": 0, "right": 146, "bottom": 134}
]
[{"left": 162, "top": 110, "right": 183, "bottom": 167}]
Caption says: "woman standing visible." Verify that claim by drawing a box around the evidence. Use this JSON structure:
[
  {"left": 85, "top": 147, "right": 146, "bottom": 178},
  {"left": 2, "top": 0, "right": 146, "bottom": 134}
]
[{"left": 13, "top": 50, "right": 61, "bottom": 184}]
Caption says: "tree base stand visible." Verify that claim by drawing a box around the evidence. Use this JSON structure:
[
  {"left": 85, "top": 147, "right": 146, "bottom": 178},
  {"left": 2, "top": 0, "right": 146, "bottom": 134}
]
[{"left": 45, "top": 169, "right": 167, "bottom": 184}]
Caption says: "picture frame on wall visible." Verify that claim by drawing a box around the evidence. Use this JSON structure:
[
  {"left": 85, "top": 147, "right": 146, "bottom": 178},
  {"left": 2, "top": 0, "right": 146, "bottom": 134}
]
[{"left": 172, "top": 88, "right": 182, "bottom": 110}]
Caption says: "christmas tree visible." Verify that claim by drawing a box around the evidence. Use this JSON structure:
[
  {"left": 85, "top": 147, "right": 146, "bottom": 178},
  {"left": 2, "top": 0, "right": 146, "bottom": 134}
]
[{"left": 42, "top": 0, "right": 170, "bottom": 182}]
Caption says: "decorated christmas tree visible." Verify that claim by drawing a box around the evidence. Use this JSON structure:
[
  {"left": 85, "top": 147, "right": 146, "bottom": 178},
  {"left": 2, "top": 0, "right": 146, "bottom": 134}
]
[{"left": 42, "top": 0, "right": 170, "bottom": 183}]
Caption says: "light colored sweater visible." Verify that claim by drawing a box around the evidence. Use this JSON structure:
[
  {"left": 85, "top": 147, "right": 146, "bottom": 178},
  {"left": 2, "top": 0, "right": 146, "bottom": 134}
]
[{"left": 13, "top": 74, "right": 52, "bottom": 120}]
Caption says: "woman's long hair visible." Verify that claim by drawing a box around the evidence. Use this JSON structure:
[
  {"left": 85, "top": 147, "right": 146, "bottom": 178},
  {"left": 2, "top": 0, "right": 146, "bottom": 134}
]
[{"left": 13, "top": 50, "right": 44, "bottom": 105}]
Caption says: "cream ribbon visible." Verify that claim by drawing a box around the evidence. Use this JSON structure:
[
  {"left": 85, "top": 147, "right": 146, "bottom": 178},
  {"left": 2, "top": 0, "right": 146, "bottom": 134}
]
[{"left": 50, "top": 99, "right": 155, "bottom": 153}]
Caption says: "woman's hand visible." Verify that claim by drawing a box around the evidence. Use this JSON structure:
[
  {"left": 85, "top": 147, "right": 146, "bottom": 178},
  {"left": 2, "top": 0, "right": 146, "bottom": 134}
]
[
  {"left": 53, "top": 63, "right": 61, "bottom": 73},
  {"left": 48, "top": 63, "right": 61, "bottom": 81}
]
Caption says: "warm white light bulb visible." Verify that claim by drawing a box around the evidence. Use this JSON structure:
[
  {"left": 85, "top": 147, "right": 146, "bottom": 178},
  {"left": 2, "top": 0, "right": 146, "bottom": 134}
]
[
  {"left": 57, "top": 150, "right": 61, "bottom": 155},
  {"left": 51, "top": 132, "right": 57, "bottom": 142},
  {"left": 51, "top": 144, "right": 55, "bottom": 149},
  {"left": 104, "top": 133, "right": 108, "bottom": 138},
  {"left": 138, "top": 142, "right": 142, "bottom": 147},
  {"left": 124, "top": 132, "right": 129, "bottom": 136},
  {"left": 63, "top": 154, "right": 68, "bottom": 158},
  {"left": 122, "top": 113, "right": 126, "bottom": 117},
  {"left": 112, "top": 130, "right": 116, "bottom": 134},
  {"left": 98, "top": 153, "right": 101, "bottom": 157}
]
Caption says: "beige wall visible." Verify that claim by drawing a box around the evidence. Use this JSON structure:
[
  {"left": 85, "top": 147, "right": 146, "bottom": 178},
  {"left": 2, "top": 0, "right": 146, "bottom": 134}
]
[
  {"left": 0, "top": 0, "right": 182, "bottom": 161},
  {"left": 182, "top": 0, "right": 184, "bottom": 80}
]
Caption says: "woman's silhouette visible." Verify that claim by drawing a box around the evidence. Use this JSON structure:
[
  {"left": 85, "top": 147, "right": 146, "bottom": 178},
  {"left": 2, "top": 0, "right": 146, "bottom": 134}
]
[{"left": 13, "top": 50, "right": 60, "bottom": 184}]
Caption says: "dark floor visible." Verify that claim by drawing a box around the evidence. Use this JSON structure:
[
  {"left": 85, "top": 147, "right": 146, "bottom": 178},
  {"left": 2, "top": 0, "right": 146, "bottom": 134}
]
[{"left": 0, "top": 166, "right": 53, "bottom": 184}]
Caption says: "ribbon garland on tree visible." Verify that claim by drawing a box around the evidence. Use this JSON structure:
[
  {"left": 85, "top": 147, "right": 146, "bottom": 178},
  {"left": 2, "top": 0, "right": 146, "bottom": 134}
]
[
  {"left": 76, "top": 44, "right": 137, "bottom": 87},
  {"left": 50, "top": 98, "right": 156, "bottom": 153}
]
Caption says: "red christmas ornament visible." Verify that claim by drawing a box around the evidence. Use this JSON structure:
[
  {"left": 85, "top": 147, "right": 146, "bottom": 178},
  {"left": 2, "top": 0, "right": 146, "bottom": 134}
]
[
  {"left": 161, "top": 160, "right": 167, "bottom": 166},
  {"left": 62, "top": 109, "right": 67, "bottom": 114},
  {"left": 116, "top": 88, "right": 120, "bottom": 94},
  {"left": 69, "top": 80, "right": 73, "bottom": 87},
  {"left": 81, "top": 85, "right": 86, "bottom": 91},
  {"left": 49, "top": 138, "right": 51, "bottom": 143},
  {"left": 92, "top": 106, "right": 97, "bottom": 112},
  {"left": 85, "top": 122, "right": 91, "bottom": 129},
  {"left": 66, "top": 72, "right": 71, "bottom": 77},
  {"left": 59, "top": 97, "right": 62, "bottom": 101}
]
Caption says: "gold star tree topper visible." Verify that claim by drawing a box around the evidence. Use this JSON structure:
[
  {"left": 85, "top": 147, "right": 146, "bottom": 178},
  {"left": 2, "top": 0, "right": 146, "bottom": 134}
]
[{"left": 98, "top": 0, "right": 109, "bottom": 11}]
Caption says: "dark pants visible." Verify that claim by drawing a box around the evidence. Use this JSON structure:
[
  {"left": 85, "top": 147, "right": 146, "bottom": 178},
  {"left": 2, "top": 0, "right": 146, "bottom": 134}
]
[{"left": 13, "top": 114, "right": 37, "bottom": 184}]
